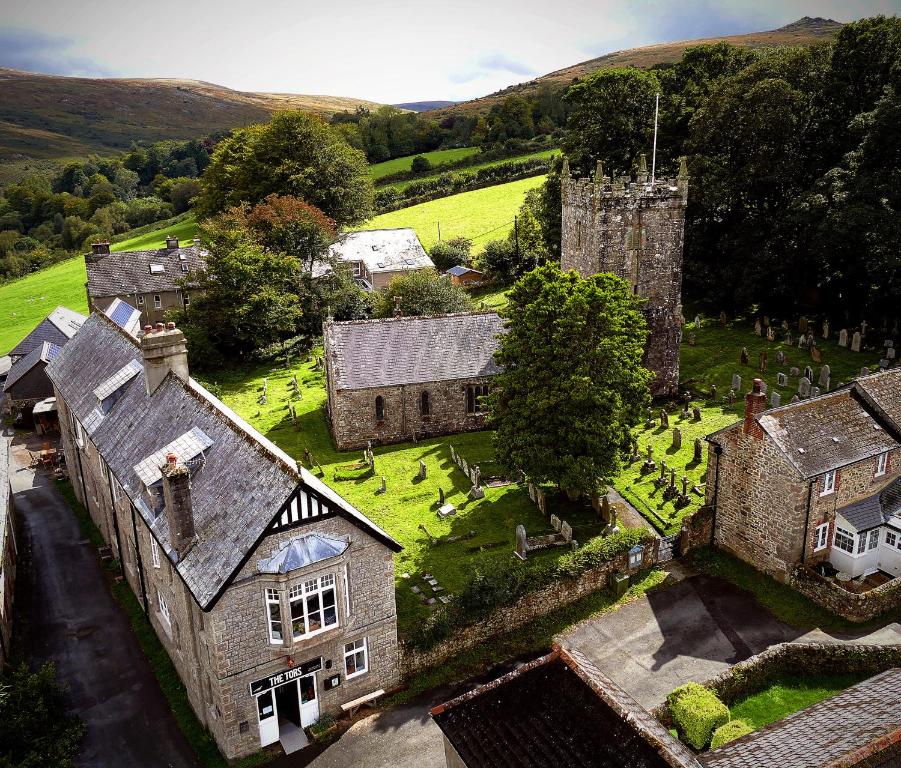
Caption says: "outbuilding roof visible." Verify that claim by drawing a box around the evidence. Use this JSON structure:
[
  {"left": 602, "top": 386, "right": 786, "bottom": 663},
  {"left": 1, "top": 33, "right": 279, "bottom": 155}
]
[
  {"left": 446, "top": 265, "right": 484, "bottom": 277},
  {"left": 325, "top": 312, "right": 504, "bottom": 390},
  {"left": 8, "top": 306, "right": 86, "bottom": 359},
  {"left": 85, "top": 242, "right": 207, "bottom": 298},
  {"left": 328, "top": 229, "right": 434, "bottom": 275},
  {"left": 702, "top": 668, "right": 901, "bottom": 768},
  {"left": 837, "top": 476, "right": 901, "bottom": 532},
  {"left": 3, "top": 341, "right": 61, "bottom": 394},
  {"left": 46, "top": 312, "right": 399, "bottom": 610}
]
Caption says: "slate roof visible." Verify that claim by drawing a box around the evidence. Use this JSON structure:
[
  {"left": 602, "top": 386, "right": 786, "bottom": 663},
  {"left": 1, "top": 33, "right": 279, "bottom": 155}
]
[
  {"left": 0, "top": 357, "right": 10, "bottom": 379},
  {"left": 46, "top": 312, "right": 399, "bottom": 609},
  {"left": 85, "top": 243, "right": 207, "bottom": 298},
  {"left": 325, "top": 312, "right": 505, "bottom": 390},
  {"left": 328, "top": 229, "right": 434, "bottom": 275},
  {"left": 4, "top": 342, "right": 61, "bottom": 395},
  {"left": 755, "top": 386, "right": 899, "bottom": 478},
  {"left": 447, "top": 265, "right": 484, "bottom": 277},
  {"left": 9, "top": 306, "right": 86, "bottom": 359},
  {"left": 838, "top": 477, "right": 901, "bottom": 532},
  {"left": 702, "top": 668, "right": 901, "bottom": 768},
  {"left": 856, "top": 368, "right": 901, "bottom": 435},
  {"left": 431, "top": 646, "right": 700, "bottom": 768}
]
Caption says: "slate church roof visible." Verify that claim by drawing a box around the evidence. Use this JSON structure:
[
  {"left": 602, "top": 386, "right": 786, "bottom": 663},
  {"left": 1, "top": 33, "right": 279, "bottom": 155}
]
[
  {"left": 325, "top": 311, "right": 505, "bottom": 390},
  {"left": 702, "top": 668, "right": 901, "bottom": 768},
  {"left": 85, "top": 241, "right": 207, "bottom": 298},
  {"left": 8, "top": 306, "right": 86, "bottom": 359},
  {"left": 431, "top": 645, "right": 701, "bottom": 768},
  {"left": 46, "top": 312, "right": 399, "bottom": 610}
]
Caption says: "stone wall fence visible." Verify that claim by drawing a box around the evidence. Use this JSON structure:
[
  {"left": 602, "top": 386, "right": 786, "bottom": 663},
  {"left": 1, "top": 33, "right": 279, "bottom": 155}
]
[
  {"left": 679, "top": 505, "right": 714, "bottom": 554},
  {"left": 789, "top": 565, "right": 901, "bottom": 623},
  {"left": 652, "top": 641, "right": 901, "bottom": 726},
  {"left": 402, "top": 537, "right": 660, "bottom": 675}
]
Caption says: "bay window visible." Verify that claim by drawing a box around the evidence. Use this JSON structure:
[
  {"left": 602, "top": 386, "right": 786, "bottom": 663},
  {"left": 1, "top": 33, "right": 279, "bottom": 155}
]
[
  {"left": 289, "top": 574, "right": 338, "bottom": 640},
  {"left": 834, "top": 526, "right": 855, "bottom": 554}
]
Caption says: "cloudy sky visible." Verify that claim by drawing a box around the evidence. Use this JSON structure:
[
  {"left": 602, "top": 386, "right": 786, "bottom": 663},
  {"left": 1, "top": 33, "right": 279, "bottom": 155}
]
[{"left": 3, "top": 0, "right": 899, "bottom": 103}]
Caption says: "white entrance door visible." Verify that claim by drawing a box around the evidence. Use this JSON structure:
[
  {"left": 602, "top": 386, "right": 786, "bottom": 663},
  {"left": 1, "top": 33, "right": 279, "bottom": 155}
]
[
  {"left": 299, "top": 672, "right": 319, "bottom": 727},
  {"left": 256, "top": 689, "right": 279, "bottom": 747}
]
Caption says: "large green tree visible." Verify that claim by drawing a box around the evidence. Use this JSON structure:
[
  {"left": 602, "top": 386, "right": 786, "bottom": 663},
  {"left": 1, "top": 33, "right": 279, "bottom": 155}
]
[
  {"left": 197, "top": 111, "right": 374, "bottom": 225},
  {"left": 373, "top": 269, "right": 473, "bottom": 317},
  {"left": 489, "top": 264, "right": 651, "bottom": 498}
]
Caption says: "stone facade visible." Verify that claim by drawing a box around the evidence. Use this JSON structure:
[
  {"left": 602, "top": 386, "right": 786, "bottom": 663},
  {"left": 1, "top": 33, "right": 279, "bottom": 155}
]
[
  {"left": 327, "top": 376, "right": 493, "bottom": 451},
  {"left": 53, "top": 328, "right": 401, "bottom": 762},
  {"left": 89, "top": 290, "right": 190, "bottom": 327},
  {"left": 0, "top": 441, "right": 14, "bottom": 668},
  {"left": 560, "top": 157, "right": 688, "bottom": 397}
]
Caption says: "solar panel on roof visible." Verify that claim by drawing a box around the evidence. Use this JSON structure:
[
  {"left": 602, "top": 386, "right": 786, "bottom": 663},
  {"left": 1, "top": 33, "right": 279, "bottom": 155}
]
[
  {"left": 45, "top": 343, "right": 62, "bottom": 361},
  {"left": 109, "top": 300, "right": 139, "bottom": 329}
]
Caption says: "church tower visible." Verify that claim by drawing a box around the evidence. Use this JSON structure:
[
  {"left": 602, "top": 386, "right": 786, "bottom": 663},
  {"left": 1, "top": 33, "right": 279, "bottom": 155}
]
[{"left": 560, "top": 155, "right": 688, "bottom": 397}]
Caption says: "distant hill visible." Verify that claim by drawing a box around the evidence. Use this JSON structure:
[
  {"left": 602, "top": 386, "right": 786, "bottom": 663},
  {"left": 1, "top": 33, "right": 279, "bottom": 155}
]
[
  {"left": 427, "top": 17, "right": 843, "bottom": 120},
  {"left": 393, "top": 101, "right": 459, "bottom": 112},
  {"left": 0, "top": 68, "right": 384, "bottom": 169}
]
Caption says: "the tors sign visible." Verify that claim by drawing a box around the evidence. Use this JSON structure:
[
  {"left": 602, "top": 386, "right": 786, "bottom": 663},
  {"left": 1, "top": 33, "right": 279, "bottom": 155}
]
[{"left": 249, "top": 657, "right": 322, "bottom": 696}]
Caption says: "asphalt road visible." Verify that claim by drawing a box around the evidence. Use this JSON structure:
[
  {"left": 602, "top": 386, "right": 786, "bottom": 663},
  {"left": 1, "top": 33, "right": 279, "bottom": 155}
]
[{"left": 9, "top": 436, "right": 199, "bottom": 768}]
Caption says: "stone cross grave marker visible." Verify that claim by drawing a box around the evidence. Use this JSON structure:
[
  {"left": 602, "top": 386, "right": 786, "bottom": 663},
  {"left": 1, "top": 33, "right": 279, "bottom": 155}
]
[
  {"left": 770, "top": 392, "right": 781, "bottom": 408},
  {"left": 838, "top": 329, "right": 848, "bottom": 347},
  {"left": 818, "top": 365, "right": 831, "bottom": 387},
  {"left": 799, "top": 377, "right": 811, "bottom": 397},
  {"left": 732, "top": 373, "right": 742, "bottom": 391},
  {"left": 851, "top": 332, "right": 862, "bottom": 352},
  {"left": 672, "top": 427, "right": 682, "bottom": 450}
]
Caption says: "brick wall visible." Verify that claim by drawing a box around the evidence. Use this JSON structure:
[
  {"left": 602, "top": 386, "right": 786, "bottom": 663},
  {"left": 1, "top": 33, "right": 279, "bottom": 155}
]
[
  {"left": 560, "top": 172, "right": 686, "bottom": 397},
  {"left": 327, "top": 377, "right": 493, "bottom": 451}
]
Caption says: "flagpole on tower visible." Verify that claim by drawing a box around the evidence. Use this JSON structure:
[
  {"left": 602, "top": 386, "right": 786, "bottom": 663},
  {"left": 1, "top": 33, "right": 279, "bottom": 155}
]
[{"left": 650, "top": 92, "right": 660, "bottom": 187}]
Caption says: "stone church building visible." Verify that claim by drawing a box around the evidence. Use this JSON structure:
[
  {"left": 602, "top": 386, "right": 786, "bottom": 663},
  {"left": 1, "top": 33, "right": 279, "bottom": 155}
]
[
  {"left": 324, "top": 312, "right": 504, "bottom": 450},
  {"left": 560, "top": 155, "right": 688, "bottom": 396},
  {"left": 47, "top": 312, "right": 402, "bottom": 760}
]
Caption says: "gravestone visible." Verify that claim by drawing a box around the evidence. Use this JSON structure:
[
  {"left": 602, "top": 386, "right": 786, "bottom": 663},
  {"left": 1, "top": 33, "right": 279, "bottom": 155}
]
[
  {"left": 818, "top": 365, "right": 831, "bottom": 386},
  {"left": 754, "top": 319, "right": 762, "bottom": 336},
  {"left": 450, "top": 445, "right": 457, "bottom": 463},
  {"left": 693, "top": 438, "right": 703, "bottom": 463},
  {"left": 688, "top": 332, "right": 696, "bottom": 346},
  {"left": 732, "top": 373, "right": 742, "bottom": 391},
  {"left": 804, "top": 365, "right": 814, "bottom": 382},
  {"left": 550, "top": 514, "right": 562, "bottom": 532},
  {"left": 694, "top": 314, "right": 701, "bottom": 328},
  {"left": 418, "top": 460, "right": 427, "bottom": 480},
  {"left": 719, "top": 311, "right": 727, "bottom": 327},
  {"left": 811, "top": 386, "right": 821, "bottom": 397},
  {"left": 889, "top": 347, "right": 897, "bottom": 360},
  {"left": 601, "top": 495, "right": 612, "bottom": 524},
  {"left": 561, "top": 521, "right": 573, "bottom": 543},
  {"left": 758, "top": 380, "right": 768, "bottom": 395},
  {"left": 710, "top": 384, "right": 717, "bottom": 401},
  {"left": 438, "top": 487, "right": 445, "bottom": 506},
  {"left": 758, "top": 351, "right": 767, "bottom": 373},
  {"left": 799, "top": 377, "right": 811, "bottom": 397},
  {"left": 822, "top": 320, "right": 830, "bottom": 339},
  {"left": 767, "top": 327, "right": 775, "bottom": 342},
  {"left": 806, "top": 332, "right": 815, "bottom": 348},
  {"left": 776, "top": 350, "right": 786, "bottom": 365},
  {"left": 777, "top": 372, "right": 788, "bottom": 386},
  {"left": 693, "top": 406, "right": 702, "bottom": 421},
  {"left": 791, "top": 395, "right": 800, "bottom": 403},
  {"left": 861, "top": 367, "right": 870, "bottom": 377},
  {"left": 660, "top": 409, "right": 669, "bottom": 428},
  {"left": 782, "top": 320, "right": 789, "bottom": 331},
  {"left": 785, "top": 330, "right": 793, "bottom": 346},
  {"left": 887, "top": 339, "right": 895, "bottom": 350},
  {"left": 645, "top": 407, "right": 655, "bottom": 428},
  {"left": 811, "top": 345, "right": 822, "bottom": 364},
  {"left": 880, "top": 359, "right": 890, "bottom": 370},
  {"left": 514, "top": 525, "right": 528, "bottom": 560},
  {"left": 672, "top": 427, "right": 682, "bottom": 450},
  {"left": 838, "top": 329, "right": 849, "bottom": 347},
  {"left": 770, "top": 392, "right": 781, "bottom": 408},
  {"left": 789, "top": 367, "right": 800, "bottom": 377},
  {"left": 740, "top": 348, "right": 749, "bottom": 366},
  {"left": 851, "top": 332, "right": 862, "bottom": 352},
  {"left": 727, "top": 389, "right": 736, "bottom": 405},
  {"left": 376, "top": 476, "right": 387, "bottom": 495}
]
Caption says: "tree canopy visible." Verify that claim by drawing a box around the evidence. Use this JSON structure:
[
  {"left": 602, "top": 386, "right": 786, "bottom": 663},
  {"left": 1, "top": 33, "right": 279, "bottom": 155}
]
[
  {"left": 489, "top": 264, "right": 651, "bottom": 497},
  {"left": 373, "top": 269, "right": 473, "bottom": 318}
]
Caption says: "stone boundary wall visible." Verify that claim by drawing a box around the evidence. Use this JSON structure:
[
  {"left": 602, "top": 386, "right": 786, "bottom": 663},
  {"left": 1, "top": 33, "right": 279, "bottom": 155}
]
[
  {"left": 789, "top": 565, "right": 901, "bottom": 623},
  {"left": 680, "top": 506, "right": 714, "bottom": 554},
  {"left": 652, "top": 642, "right": 901, "bottom": 725},
  {"left": 402, "top": 538, "right": 660, "bottom": 675}
]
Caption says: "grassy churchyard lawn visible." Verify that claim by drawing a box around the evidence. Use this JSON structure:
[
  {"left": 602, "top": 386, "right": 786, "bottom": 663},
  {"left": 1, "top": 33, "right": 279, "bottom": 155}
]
[{"left": 368, "top": 147, "right": 481, "bottom": 180}]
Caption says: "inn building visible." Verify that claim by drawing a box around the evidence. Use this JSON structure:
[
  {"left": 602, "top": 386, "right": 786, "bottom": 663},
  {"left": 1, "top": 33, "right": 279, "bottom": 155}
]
[{"left": 47, "top": 308, "right": 401, "bottom": 760}]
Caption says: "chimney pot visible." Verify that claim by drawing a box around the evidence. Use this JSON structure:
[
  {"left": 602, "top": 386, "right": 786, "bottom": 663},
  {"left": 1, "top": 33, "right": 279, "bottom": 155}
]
[
  {"left": 143, "top": 324, "right": 153, "bottom": 333},
  {"left": 166, "top": 452, "right": 178, "bottom": 467},
  {"left": 166, "top": 321, "right": 176, "bottom": 330},
  {"left": 165, "top": 235, "right": 179, "bottom": 249},
  {"left": 156, "top": 322, "right": 165, "bottom": 331}
]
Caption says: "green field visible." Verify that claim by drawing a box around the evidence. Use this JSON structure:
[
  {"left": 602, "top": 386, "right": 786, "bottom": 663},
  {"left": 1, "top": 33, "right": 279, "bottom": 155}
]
[
  {"left": 381, "top": 149, "right": 559, "bottom": 192},
  {"left": 0, "top": 215, "right": 199, "bottom": 355},
  {"left": 369, "top": 147, "right": 481, "bottom": 180},
  {"left": 360, "top": 175, "right": 546, "bottom": 253}
]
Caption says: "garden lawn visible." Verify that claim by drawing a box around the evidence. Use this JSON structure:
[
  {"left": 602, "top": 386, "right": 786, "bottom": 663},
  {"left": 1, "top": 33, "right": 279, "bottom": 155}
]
[
  {"left": 0, "top": 214, "right": 199, "bottom": 355},
  {"left": 358, "top": 175, "right": 547, "bottom": 253},
  {"left": 729, "top": 672, "right": 867, "bottom": 730},
  {"left": 369, "top": 147, "right": 480, "bottom": 180},
  {"left": 210, "top": 358, "right": 557, "bottom": 637},
  {"left": 380, "top": 149, "right": 559, "bottom": 192}
]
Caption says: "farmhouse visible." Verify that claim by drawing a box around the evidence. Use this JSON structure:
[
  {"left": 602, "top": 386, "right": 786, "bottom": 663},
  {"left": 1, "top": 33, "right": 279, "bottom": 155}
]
[
  {"left": 431, "top": 645, "right": 701, "bottom": 768},
  {"left": 323, "top": 228, "right": 434, "bottom": 290},
  {"left": 705, "top": 370, "right": 901, "bottom": 616},
  {"left": 84, "top": 236, "right": 207, "bottom": 325},
  {"left": 324, "top": 312, "right": 504, "bottom": 451},
  {"left": 47, "top": 312, "right": 402, "bottom": 760},
  {"left": 3, "top": 306, "right": 86, "bottom": 421},
  {"left": 560, "top": 155, "right": 688, "bottom": 397}
]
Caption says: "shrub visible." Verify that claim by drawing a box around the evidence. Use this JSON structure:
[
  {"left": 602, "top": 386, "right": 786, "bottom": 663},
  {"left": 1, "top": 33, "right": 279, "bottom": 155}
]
[
  {"left": 667, "top": 682, "right": 729, "bottom": 750},
  {"left": 710, "top": 719, "right": 753, "bottom": 749},
  {"left": 410, "top": 155, "right": 431, "bottom": 173},
  {"left": 430, "top": 237, "right": 470, "bottom": 271}
]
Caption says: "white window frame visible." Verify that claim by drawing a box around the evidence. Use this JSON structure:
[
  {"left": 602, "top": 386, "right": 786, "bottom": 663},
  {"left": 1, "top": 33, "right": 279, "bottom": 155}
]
[
  {"left": 183, "top": 293, "right": 190, "bottom": 307},
  {"left": 137, "top": 294, "right": 145, "bottom": 306},
  {"left": 813, "top": 522, "right": 830, "bottom": 552},
  {"left": 343, "top": 563, "right": 351, "bottom": 618},
  {"left": 834, "top": 526, "right": 855, "bottom": 554},
  {"left": 288, "top": 574, "right": 338, "bottom": 641},
  {"left": 151, "top": 538, "right": 161, "bottom": 569},
  {"left": 344, "top": 638, "right": 368, "bottom": 679},
  {"left": 353, "top": 261, "right": 362, "bottom": 277},
  {"left": 157, "top": 589, "right": 171, "bottom": 627},
  {"left": 867, "top": 529, "right": 879, "bottom": 551},
  {"left": 876, "top": 452, "right": 888, "bottom": 477},
  {"left": 265, "top": 588, "right": 284, "bottom": 645},
  {"left": 154, "top": 294, "right": 162, "bottom": 309},
  {"left": 886, "top": 530, "right": 898, "bottom": 548},
  {"left": 821, "top": 470, "right": 836, "bottom": 496}
]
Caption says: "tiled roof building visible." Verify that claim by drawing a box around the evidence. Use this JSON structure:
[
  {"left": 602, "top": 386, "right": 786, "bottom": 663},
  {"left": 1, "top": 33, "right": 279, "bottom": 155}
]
[
  {"left": 47, "top": 312, "right": 402, "bottom": 760},
  {"left": 8, "top": 306, "right": 85, "bottom": 360},
  {"left": 324, "top": 312, "right": 504, "bottom": 450},
  {"left": 319, "top": 229, "right": 435, "bottom": 290}
]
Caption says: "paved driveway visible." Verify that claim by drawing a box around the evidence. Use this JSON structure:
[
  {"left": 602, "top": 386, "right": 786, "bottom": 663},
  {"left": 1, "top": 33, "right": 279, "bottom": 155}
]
[{"left": 9, "top": 435, "right": 199, "bottom": 768}]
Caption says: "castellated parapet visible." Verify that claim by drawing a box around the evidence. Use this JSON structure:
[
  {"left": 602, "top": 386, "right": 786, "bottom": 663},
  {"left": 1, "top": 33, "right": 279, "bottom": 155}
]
[{"left": 561, "top": 155, "right": 688, "bottom": 397}]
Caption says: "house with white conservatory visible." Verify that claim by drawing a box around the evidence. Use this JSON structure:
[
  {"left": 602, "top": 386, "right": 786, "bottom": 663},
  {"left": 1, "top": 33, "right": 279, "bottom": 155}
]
[{"left": 705, "top": 368, "right": 901, "bottom": 608}]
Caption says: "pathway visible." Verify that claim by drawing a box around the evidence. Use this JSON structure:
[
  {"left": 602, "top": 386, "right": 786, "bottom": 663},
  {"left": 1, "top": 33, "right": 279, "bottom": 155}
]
[{"left": 8, "top": 434, "right": 199, "bottom": 768}]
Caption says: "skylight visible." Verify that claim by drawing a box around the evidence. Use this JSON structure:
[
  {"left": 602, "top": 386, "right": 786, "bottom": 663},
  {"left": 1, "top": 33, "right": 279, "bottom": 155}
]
[
  {"left": 133, "top": 427, "right": 214, "bottom": 487},
  {"left": 94, "top": 359, "right": 143, "bottom": 412},
  {"left": 149, "top": 263, "right": 165, "bottom": 274}
]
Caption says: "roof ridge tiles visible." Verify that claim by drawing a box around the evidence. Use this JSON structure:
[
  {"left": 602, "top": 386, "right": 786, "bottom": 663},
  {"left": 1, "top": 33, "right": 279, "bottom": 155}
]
[{"left": 327, "top": 309, "right": 502, "bottom": 328}]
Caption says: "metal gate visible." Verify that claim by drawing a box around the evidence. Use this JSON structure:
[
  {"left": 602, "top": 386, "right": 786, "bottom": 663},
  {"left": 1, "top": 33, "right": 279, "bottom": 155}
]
[{"left": 658, "top": 532, "right": 681, "bottom": 563}]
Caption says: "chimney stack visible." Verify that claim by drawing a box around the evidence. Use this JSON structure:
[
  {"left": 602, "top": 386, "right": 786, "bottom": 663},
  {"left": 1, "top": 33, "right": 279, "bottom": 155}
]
[
  {"left": 161, "top": 453, "right": 195, "bottom": 560},
  {"left": 743, "top": 378, "right": 767, "bottom": 438},
  {"left": 165, "top": 235, "right": 179, "bottom": 250},
  {"left": 141, "top": 323, "right": 189, "bottom": 395},
  {"left": 89, "top": 242, "right": 111, "bottom": 258}
]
